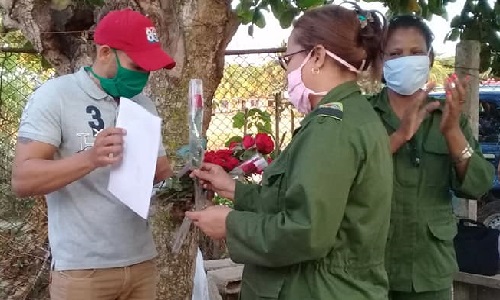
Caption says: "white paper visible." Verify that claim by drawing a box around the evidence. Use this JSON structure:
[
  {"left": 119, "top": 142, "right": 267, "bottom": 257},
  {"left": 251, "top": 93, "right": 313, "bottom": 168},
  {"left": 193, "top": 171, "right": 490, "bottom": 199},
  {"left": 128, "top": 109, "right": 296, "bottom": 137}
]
[{"left": 108, "top": 97, "right": 161, "bottom": 219}]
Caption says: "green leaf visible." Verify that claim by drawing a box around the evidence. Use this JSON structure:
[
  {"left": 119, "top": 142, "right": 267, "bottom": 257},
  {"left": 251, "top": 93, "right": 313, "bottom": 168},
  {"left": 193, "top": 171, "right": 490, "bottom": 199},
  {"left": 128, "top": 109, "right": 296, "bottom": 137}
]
[
  {"left": 445, "top": 28, "right": 460, "bottom": 42},
  {"left": 242, "top": 149, "right": 257, "bottom": 161},
  {"left": 450, "top": 15, "right": 463, "bottom": 28},
  {"left": 278, "top": 8, "right": 297, "bottom": 29},
  {"left": 270, "top": 0, "right": 286, "bottom": 18},
  {"left": 477, "top": 0, "right": 492, "bottom": 15},
  {"left": 462, "top": 24, "right": 481, "bottom": 40},
  {"left": 225, "top": 136, "right": 243, "bottom": 147},
  {"left": 253, "top": 9, "right": 266, "bottom": 29},
  {"left": 296, "top": 0, "right": 324, "bottom": 9},
  {"left": 237, "top": 4, "right": 254, "bottom": 24},
  {"left": 488, "top": 30, "right": 500, "bottom": 50},
  {"left": 232, "top": 112, "right": 246, "bottom": 129},
  {"left": 257, "top": 0, "right": 271, "bottom": 11},
  {"left": 479, "top": 45, "right": 492, "bottom": 73},
  {"left": 238, "top": 0, "right": 253, "bottom": 11},
  {"left": 256, "top": 122, "right": 273, "bottom": 134},
  {"left": 428, "top": 0, "right": 441, "bottom": 14},
  {"left": 420, "top": 2, "right": 430, "bottom": 19}
]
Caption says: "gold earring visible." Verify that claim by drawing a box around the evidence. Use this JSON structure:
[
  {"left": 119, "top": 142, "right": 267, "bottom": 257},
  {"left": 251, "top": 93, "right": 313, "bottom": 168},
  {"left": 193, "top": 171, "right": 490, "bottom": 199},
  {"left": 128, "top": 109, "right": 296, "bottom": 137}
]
[{"left": 312, "top": 67, "right": 320, "bottom": 74}]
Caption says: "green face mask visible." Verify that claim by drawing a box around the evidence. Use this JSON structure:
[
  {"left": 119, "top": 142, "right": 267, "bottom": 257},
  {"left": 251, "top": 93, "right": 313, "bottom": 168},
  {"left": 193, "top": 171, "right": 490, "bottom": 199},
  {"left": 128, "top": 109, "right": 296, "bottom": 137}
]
[{"left": 85, "top": 51, "right": 149, "bottom": 99}]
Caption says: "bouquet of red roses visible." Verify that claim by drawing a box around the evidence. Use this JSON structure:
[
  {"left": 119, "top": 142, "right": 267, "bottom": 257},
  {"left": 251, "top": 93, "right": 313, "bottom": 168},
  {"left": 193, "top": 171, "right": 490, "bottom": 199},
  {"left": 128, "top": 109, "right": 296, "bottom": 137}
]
[{"left": 204, "top": 132, "right": 275, "bottom": 177}]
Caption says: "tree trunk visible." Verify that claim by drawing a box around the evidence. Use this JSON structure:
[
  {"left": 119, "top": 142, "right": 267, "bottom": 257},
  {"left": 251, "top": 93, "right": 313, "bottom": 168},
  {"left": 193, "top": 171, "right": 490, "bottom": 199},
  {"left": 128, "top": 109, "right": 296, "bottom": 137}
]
[
  {"left": 454, "top": 40, "right": 481, "bottom": 222},
  {"left": 0, "top": 0, "right": 239, "bottom": 298}
]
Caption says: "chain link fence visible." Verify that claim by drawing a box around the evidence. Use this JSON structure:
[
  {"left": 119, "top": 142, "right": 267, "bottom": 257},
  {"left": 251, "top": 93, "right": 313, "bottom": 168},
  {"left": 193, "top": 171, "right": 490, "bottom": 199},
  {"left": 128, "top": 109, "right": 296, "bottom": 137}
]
[
  {"left": 0, "top": 31, "right": 55, "bottom": 299},
  {"left": 207, "top": 48, "right": 302, "bottom": 151},
  {"left": 0, "top": 43, "right": 302, "bottom": 298}
]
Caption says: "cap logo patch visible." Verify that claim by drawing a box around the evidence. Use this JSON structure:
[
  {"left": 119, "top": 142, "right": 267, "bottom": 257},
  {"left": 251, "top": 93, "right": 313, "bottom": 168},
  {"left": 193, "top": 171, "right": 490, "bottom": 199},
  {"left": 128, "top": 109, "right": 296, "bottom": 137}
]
[{"left": 145, "top": 27, "right": 159, "bottom": 43}]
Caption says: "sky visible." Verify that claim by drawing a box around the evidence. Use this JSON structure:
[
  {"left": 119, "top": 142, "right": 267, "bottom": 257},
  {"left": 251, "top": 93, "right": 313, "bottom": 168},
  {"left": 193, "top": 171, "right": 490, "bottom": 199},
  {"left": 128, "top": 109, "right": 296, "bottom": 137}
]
[{"left": 226, "top": 0, "right": 468, "bottom": 58}]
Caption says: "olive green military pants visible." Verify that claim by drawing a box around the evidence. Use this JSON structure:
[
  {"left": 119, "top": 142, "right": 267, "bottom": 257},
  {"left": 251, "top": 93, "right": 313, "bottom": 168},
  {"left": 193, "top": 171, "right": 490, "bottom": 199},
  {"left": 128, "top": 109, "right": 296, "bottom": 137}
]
[{"left": 389, "top": 288, "right": 451, "bottom": 300}]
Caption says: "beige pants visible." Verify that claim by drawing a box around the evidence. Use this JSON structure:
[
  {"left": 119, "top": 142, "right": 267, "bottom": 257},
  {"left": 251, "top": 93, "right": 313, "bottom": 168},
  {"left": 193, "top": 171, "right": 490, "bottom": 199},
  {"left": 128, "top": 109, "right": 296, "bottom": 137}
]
[{"left": 49, "top": 260, "right": 157, "bottom": 300}]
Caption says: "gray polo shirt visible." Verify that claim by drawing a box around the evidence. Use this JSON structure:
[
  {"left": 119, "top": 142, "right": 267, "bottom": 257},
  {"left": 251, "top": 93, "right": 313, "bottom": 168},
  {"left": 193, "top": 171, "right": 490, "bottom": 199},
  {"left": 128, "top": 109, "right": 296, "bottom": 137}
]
[{"left": 18, "top": 67, "right": 166, "bottom": 270}]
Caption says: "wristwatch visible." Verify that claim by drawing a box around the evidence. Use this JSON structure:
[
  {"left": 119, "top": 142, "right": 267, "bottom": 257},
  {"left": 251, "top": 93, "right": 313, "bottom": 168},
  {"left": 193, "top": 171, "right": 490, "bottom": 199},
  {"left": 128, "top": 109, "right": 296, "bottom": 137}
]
[{"left": 454, "top": 144, "right": 474, "bottom": 164}]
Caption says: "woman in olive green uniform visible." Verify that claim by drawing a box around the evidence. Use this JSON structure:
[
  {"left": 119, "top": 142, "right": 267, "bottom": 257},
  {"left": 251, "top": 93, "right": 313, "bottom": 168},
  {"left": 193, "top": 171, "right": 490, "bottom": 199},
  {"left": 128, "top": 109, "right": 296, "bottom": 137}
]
[
  {"left": 186, "top": 4, "right": 393, "bottom": 300},
  {"left": 369, "top": 15, "right": 495, "bottom": 300}
]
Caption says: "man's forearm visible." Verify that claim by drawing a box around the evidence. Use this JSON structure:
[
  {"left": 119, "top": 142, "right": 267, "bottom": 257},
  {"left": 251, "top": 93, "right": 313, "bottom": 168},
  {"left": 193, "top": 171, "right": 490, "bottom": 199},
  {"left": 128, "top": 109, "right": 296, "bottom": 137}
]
[{"left": 12, "top": 151, "right": 96, "bottom": 197}]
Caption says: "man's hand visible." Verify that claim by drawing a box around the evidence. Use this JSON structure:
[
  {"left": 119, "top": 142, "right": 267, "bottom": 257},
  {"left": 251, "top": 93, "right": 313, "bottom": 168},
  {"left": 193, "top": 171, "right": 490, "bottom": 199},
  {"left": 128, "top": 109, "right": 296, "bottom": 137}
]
[
  {"left": 88, "top": 127, "right": 126, "bottom": 168},
  {"left": 186, "top": 205, "right": 232, "bottom": 240},
  {"left": 190, "top": 163, "right": 236, "bottom": 200}
]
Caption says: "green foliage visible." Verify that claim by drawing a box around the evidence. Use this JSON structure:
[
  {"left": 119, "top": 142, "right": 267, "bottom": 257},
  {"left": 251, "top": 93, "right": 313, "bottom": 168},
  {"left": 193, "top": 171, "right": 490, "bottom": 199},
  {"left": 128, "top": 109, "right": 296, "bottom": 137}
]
[
  {"left": 377, "top": 0, "right": 455, "bottom": 19},
  {"left": 235, "top": 0, "right": 459, "bottom": 35},
  {"left": 446, "top": 0, "right": 500, "bottom": 76},
  {"left": 213, "top": 194, "right": 234, "bottom": 208},
  {"left": 224, "top": 135, "right": 243, "bottom": 147},
  {"left": 155, "top": 174, "right": 194, "bottom": 203},
  {"left": 236, "top": 0, "right": 328, "bottom": 35},
  {"left": 232, "top": 108, "right": 273, "bottom": 135}
]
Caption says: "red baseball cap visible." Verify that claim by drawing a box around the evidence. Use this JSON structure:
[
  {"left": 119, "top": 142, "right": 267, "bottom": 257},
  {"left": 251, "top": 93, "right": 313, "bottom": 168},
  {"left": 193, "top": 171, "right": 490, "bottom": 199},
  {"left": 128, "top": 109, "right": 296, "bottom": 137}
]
[{"left": 94, "top": 8, "right": 176, "bottom": 71}]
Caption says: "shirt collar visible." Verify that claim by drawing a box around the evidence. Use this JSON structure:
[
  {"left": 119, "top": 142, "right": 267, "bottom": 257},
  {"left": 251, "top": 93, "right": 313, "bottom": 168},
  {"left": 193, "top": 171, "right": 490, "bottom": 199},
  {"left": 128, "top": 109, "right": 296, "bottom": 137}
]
[
  {"left": 370, "top": 87, "right": 401, "bottom": 131},
  {"left": 301, "top": 81, "right": 361, "bottom": 126},
  {"left": 74, "top": 67, "right": 109, "bottom": 101}
]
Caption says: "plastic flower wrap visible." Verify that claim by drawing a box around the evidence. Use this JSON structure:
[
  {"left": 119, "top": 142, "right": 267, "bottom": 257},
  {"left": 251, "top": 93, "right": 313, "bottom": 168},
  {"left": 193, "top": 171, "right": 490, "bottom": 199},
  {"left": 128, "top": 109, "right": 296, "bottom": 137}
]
[{"left": 171, "top": 79, "right": 208, "bottom": 254}]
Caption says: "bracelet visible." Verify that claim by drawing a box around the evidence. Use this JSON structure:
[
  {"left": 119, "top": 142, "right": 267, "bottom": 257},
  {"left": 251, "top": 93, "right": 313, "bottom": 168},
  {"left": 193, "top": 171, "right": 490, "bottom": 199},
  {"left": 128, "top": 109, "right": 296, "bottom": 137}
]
[{"left": 453, "top": 144, "right": 474, "bottom": 164}]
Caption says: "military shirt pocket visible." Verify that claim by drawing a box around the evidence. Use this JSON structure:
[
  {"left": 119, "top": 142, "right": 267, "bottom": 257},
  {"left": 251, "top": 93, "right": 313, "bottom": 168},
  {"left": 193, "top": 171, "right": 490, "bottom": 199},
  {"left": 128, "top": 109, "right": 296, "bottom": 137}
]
[
  {"left": 422, "top": 138, "right": 451, "bottom": 187},
  {"left": 424, "top": 220, "right": 458, "bottom": 276},
  {"left": 241, "top": 265, "right": 286, "bottom": 299},
  {"left": 428, "top": 221, "right": 457, "bottom": 242},
  {"left": 260, "top": 158, "right": 287, "bottom": 213}
]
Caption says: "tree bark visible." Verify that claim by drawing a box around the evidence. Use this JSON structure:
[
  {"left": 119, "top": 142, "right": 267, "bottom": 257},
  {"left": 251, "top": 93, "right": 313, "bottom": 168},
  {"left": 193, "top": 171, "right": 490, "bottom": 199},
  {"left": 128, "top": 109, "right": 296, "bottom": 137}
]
[
  {"left": 0, "top": 0, "right": 239, "bottom": 298},
  {"left": 454, "top": 40, "right": 481, "bottom": 222}
]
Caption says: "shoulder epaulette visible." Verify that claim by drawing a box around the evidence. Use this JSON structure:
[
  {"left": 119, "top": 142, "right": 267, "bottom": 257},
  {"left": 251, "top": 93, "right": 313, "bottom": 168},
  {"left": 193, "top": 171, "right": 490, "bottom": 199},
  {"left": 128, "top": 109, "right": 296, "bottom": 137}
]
[{"left": 313, "top": 102, "right": 343, "bottom": 120}]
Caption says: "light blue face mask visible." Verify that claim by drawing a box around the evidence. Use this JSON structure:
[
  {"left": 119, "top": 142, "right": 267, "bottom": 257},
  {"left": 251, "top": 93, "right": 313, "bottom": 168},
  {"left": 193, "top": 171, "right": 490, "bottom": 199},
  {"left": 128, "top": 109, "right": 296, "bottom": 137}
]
[{"left": 383, "top": 55, "right": 430, "bottom": 96}]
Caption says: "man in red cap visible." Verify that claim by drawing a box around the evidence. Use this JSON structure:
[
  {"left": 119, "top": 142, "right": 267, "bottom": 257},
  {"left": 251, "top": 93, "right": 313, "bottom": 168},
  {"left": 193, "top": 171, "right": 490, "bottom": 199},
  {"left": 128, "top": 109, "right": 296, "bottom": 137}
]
[{"left": 12, "top": 8, "right": 175, "bottom": 299}]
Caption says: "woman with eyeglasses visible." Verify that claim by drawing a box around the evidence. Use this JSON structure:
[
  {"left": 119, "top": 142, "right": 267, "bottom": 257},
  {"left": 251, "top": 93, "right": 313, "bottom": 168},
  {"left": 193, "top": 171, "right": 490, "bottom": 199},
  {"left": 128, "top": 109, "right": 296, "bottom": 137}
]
[
  {"left": 185, "top": 3, "right": 394, "bottom": 299},
  {"left": 368, "top": 15, "right": 494, "bottom": 300}
]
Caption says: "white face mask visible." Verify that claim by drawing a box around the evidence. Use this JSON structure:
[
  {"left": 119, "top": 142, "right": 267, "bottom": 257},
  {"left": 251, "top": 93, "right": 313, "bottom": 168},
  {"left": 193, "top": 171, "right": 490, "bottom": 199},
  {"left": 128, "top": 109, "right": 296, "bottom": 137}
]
[
  {"left": 287, "top": 50, "right": 361, "bottom": 114},
  {"left": 383, "top": 55, "right": 430, "bottom": 96}
]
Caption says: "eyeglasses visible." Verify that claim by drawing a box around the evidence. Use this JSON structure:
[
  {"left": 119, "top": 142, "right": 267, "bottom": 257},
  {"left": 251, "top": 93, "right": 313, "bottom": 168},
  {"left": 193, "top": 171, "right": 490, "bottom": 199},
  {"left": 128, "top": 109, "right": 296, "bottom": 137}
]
[{"left": 278, "top": 49, "right": 308, "bottom": 70}]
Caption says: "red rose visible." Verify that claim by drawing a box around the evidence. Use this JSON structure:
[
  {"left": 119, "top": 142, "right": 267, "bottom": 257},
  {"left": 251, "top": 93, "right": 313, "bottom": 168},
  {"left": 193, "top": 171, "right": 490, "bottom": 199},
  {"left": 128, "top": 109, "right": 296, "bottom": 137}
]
[
  {"left": 216, "top": 149, "right": 234, "bottom": 157},
  {"left": 222, "top": 156, "right": 240, "bottom": 171},
  {"left": 255, "top": 133, "right": 274, "bottom": 155},
  {"left": 242, "top": 135, "right": 255, "bottom": 149},
  {"left": 267, "top": 157, "right": 273, "bottom": 165},
  {"left": 203, "top": 150, "right": 239, "bottom": 171},
  {"left": 241, "top": 163, "right": 257, "bottom": 174},
  {"left": 203, "top": 151, "right": 216, "bottom": 164}
]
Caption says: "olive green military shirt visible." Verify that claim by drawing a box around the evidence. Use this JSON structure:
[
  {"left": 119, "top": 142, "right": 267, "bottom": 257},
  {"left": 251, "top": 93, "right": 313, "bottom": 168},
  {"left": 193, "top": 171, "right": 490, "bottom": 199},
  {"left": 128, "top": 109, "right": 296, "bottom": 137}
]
[
  {"left": 369, "top": 88, "right": 494, "bottom": 292},
  {"left": 225, "top": 81, "right": 394, "bottom": 300}
]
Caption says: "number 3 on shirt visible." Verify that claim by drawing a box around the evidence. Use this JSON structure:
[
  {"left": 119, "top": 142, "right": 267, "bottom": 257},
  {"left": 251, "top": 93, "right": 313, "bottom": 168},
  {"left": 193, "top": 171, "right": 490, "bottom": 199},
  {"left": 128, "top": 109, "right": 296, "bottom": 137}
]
[{"left": 86, "top": 105, "right": 104, "bottom": 136}]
